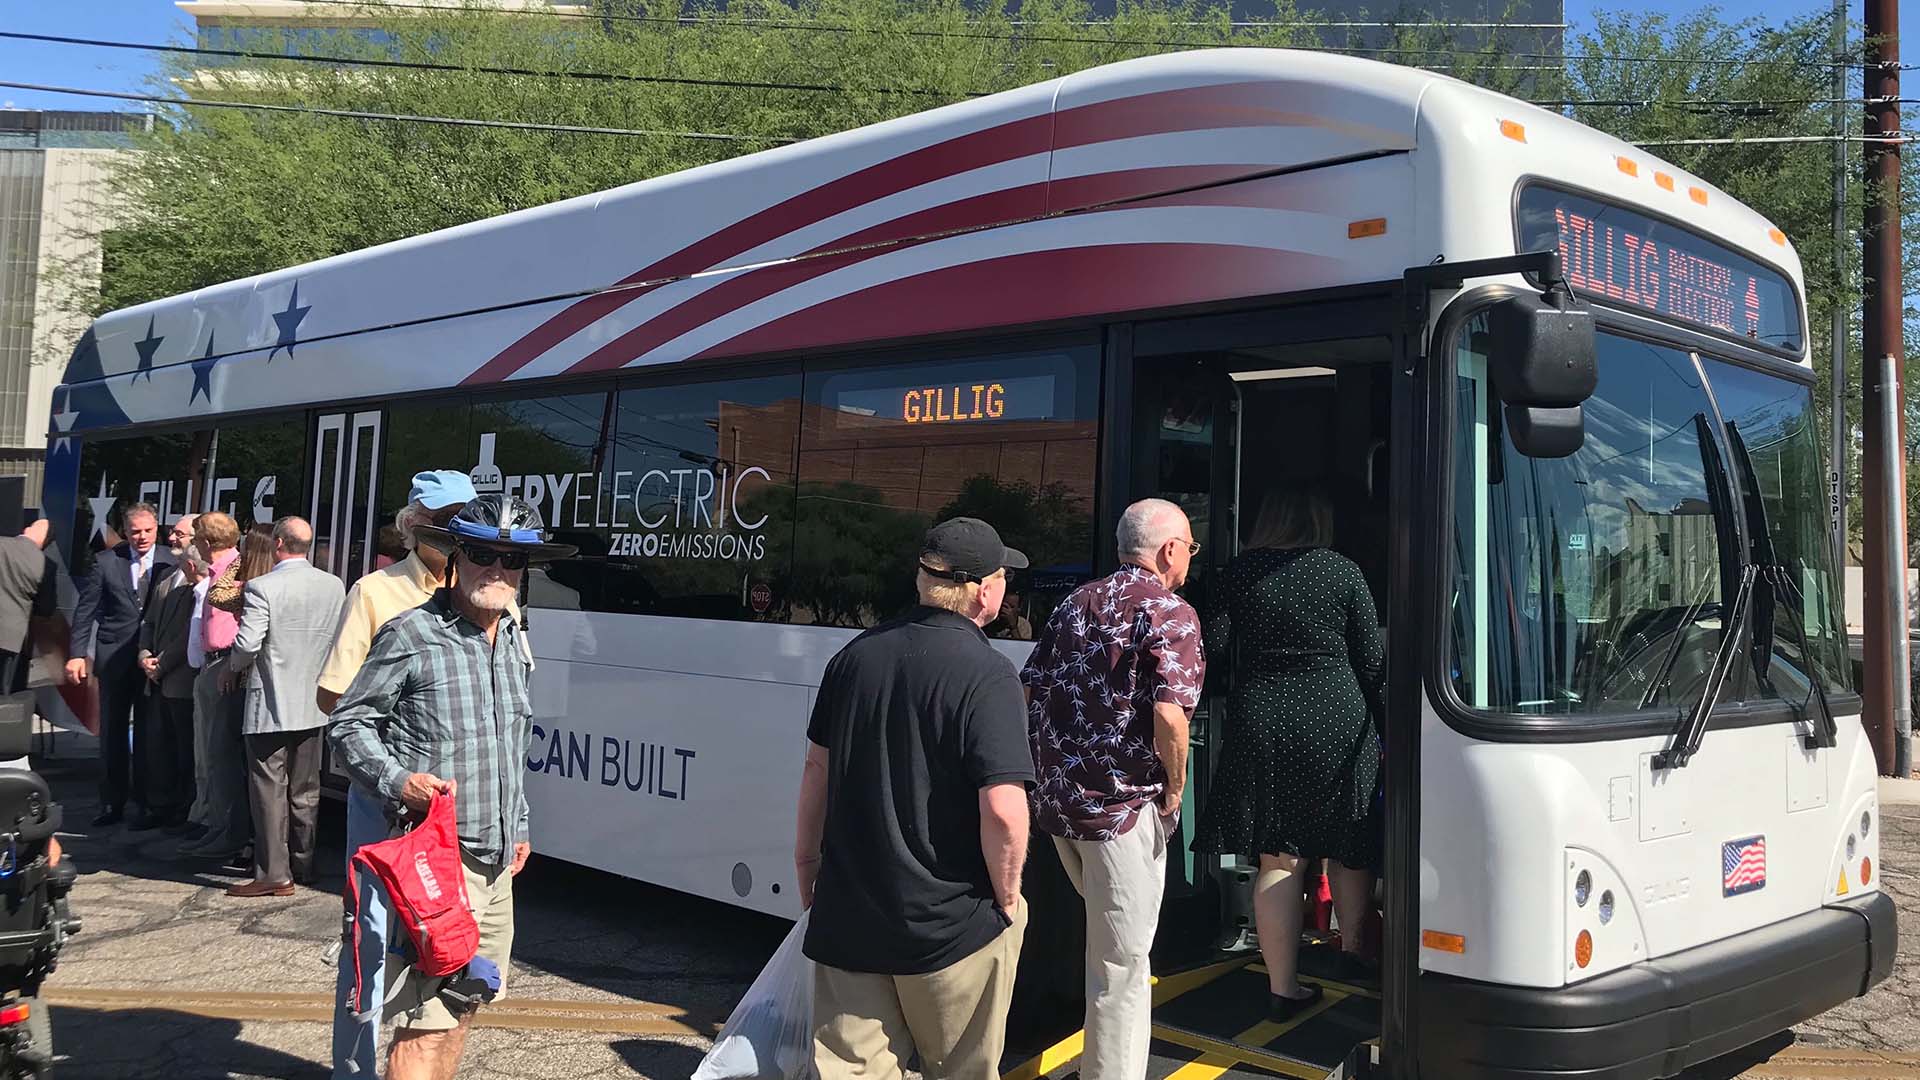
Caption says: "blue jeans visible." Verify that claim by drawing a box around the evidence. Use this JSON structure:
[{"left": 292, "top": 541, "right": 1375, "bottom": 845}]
[{"left": 332, "top": 785, "right": 390, "bottom": 1078}]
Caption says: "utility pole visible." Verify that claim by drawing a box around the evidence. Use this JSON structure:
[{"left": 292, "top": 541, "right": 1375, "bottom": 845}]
[
  {"left": 1862, "top": 0, "right": 1909, "bottom": 777},
  {"left": 1834, "top": 0, "right": 1849, "bottom": 582}
]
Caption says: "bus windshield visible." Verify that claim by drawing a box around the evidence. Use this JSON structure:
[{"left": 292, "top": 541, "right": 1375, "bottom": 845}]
[{"left": 1447, "top": 319, "right": 1849, "bottom": 720}]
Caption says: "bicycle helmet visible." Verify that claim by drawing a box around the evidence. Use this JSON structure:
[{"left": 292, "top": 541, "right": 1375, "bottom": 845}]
[{"left": 412, "top": 492, "right": 578, "bottom": 564}]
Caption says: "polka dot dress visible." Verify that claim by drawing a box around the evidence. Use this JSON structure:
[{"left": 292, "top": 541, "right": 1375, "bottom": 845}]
[{"left": 1191, "top": 546, "right": 1386, "bottom": 869}]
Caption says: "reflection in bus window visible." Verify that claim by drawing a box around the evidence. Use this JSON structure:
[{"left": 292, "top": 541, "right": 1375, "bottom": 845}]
[
  {"left": 379, "top": 397, "right": 472, "bottom": 550},
  {"left": 1700, "top": 359, "right": 1852, "bottom": 694},
  {"left": 208, "top": 420, "right": 306, "bottom": 532},
  {"left": 74, "top": 431, "right": 206, "bottom": 575},
  {"left": 604, "top": 375, "right": 800, "bottom": 621},
  {"left": 793, "top": 347, "right": 1100, "bottom": 633},
  {"left": 1450, "top": 322, "right": 1733, "bottom": 715},
  {"left": 470, "top": 391, "right": 608, "bottom": 612}
]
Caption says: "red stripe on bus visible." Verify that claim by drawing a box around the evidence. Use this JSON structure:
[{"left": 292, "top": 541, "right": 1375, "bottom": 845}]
[
  {"left": 466, "top": 81, "right": 1322, "bottom": 386},
  {"left": 687, "top": 242, "right": 1345, "bottom": 362}
]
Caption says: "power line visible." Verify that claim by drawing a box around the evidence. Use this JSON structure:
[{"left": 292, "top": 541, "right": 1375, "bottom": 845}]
[
  {"left": 0, "top": 80, "right": 796, "bottom": 143},
  {"left": 1633, "top": 133, "right": 1912, "bottom": 146},
  {"left": 256, "top": 0, "right": 1862, "bottom": 70},
  {"left": 15, "top": 30, "right": 1895, "bottom": 114},
  {"left": 0, "top": 30, "right": 966, "bottom": 99}
]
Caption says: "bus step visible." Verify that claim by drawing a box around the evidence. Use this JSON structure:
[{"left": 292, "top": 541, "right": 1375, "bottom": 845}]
[{"left": 1002, "top": 953, "right": 1378, "bottom": 1080}]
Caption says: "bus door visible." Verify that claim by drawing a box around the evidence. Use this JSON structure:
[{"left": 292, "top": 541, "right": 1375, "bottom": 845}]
[
  {"left": 1117, "top": 299, "right": 1399, "bottom": 1079},
  {"left": 310, "top": 409, "right": 382, "bottom": 794},
  {"left": 309, "top": 410, "right": 383, "bottom": 588}
]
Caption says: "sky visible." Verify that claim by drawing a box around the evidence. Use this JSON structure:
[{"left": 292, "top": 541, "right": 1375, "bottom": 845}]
[{"left": 4, "top": 0, "right": 1920, "bottom": 112}]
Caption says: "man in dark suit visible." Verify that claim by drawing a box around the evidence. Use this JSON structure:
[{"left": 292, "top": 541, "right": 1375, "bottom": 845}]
[{"left": 68, "top": 501, "right": 174, "bottom": 827}]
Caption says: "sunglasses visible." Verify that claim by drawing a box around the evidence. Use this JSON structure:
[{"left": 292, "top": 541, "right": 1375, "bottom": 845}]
[{"left": 458, "top": 544, "right": 530, "bottom": 571}]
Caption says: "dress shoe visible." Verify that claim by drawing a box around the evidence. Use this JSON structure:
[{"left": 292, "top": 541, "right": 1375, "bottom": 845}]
[
  {"left": 223, "top": 849, "right": 253, "bottom": 873},
  {"left": 89, "top": 808, "right": 125, "bottom": 828},
  {"left": 226, "top": 879, "right": 294, "bottom": 898},
  {"left": 1268, "top": 982, "right": 1325, "bottom": 1021},
  {"left": 127, "top": 810, "right": 165, "bottom": 832}
]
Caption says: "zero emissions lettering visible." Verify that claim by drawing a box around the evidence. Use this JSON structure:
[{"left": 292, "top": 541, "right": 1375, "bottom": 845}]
[{"left": 903, "top": 383, "right": 1007, "bottom": 424}]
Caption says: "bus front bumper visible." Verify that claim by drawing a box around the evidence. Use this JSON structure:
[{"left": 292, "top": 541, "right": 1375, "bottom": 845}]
[{"left": 1417, "top": 891, "right": 1897, "bottom": 1079}]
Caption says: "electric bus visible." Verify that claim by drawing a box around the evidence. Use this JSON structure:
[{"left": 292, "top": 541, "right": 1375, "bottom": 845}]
[{"left": 47, "top": 48, "right": 1892, "bottom": 1080}]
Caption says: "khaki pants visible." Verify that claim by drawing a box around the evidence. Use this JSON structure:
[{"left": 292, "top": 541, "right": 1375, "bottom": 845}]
[
  {"left": 1053, "top": 811, "right": 1171, "bottom": 1080},
  {"left": 813, "top": 901, "right": 1027, "bottom": 1080},
  {"left": 383, "top": 851, "right": 515, "bottom": 1032}
]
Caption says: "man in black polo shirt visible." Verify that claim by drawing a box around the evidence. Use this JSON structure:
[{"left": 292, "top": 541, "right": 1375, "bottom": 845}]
[{"left": 796, "top": 518, "right": 1035, "bottom": 1080}]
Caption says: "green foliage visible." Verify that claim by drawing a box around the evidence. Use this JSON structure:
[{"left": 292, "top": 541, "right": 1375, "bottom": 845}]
[{"left": 84, "top": 1, "right": 1920, "bottom": 561}]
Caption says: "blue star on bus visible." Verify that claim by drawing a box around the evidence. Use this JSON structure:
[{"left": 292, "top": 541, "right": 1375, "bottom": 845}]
[
  {"left": 133, "top": 317, "right": 163, "bottom": 382},
  {"left": 270, "top": 282, "right": 311, "bottom": 360},
  {"left": 190, "top": 330, "right": 218, "bottom": 405}
]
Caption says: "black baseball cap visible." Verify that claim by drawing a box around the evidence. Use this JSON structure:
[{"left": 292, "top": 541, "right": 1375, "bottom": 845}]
[{"left": 920, "top": 518, "right": 1028, "bottom": 583}]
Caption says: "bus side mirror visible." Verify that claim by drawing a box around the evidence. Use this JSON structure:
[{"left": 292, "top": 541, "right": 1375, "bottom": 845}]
[{"left": 1488, "top": 291, "right": 1597, "bottom": 459}]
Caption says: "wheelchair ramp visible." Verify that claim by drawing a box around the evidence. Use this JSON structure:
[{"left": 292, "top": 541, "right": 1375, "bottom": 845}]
[{"left": 1003, "top": 953, "right": 1379, "bottom": 1080}]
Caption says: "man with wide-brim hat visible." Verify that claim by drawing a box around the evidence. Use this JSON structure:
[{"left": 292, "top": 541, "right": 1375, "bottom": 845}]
[{"left": 328, "top": 494, "right": 574, "bottom": 1080}]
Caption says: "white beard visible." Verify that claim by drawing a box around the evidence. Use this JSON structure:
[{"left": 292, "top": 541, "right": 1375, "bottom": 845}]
[{"left": 463, "top": 577, "right": 516, "bottom": 613}]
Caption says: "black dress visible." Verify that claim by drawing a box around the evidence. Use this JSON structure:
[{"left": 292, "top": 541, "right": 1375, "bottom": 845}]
[{"left": 1192, "top": 546, "right": 1386, "bottom": 867}]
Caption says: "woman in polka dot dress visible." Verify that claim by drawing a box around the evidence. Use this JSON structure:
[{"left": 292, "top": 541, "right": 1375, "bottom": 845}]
[{"left": 1192, "top": 486, "right": 1386, "bottom": 1020}]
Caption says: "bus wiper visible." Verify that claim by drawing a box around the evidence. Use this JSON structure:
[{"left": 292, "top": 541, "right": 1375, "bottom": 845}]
[
  {"left": 1639, "top": 596, "right": 1715, "bottom": 710},
  {"left": 1725, "top": 423, "right": 1839, "bottom": 751},
  {"left": 1653, "top": 563, "right": 1758, "bottom": 771}
]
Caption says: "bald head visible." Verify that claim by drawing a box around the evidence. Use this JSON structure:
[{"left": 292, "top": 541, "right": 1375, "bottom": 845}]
[{"left": 273, "top": 516, "right": 314, "bottom": 562}]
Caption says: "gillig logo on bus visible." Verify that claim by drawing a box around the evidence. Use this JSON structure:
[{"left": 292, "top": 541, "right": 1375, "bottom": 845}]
[
  {"left": 1552, "top": 209, "right": 1763, "bottom": 339},
  {"left": 903, "top": 383, "right": 1007, "bottom": 424}
]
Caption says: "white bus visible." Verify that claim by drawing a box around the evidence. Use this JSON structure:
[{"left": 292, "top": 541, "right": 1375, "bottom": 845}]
[{"left": 49, "top": 49, "right": 1890, "bottom": 1080}]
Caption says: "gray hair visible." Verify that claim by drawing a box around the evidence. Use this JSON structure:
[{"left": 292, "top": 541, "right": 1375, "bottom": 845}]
[
  {"left": 1116, "top": 498, "right": 1188, "bottom": 561},
  {"left": 394, "top": 501, "right": 431, "bottom": 551},
  {"left": 178, "top": 547, "right": 210, "bottom": 576},
  {"left": 273, "top": 516, "right": 314, "bottom": 555},
  {"left": 124, "top": 502, "right": 160, "bottom": 527}
]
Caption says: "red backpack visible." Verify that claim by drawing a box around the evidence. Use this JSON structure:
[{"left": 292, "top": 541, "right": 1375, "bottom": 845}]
[{"left": 344, "top": 791, "right": 480, "bottom": 1015}]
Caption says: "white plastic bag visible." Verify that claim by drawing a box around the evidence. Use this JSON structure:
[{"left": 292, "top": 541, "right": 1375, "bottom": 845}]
[{"left": 693, "top": 911, "right": 817, "bottom": 1080}]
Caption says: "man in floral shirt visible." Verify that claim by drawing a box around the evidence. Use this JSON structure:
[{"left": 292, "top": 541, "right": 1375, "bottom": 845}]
[{"left": 1021, "top": 498, "right": 1203, "bottom": 1080}]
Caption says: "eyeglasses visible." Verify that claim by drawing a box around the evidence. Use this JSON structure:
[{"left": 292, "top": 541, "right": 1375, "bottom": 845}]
[
  {"left": 1181, "top": 538, "right": 1202, "bottom": 556},
  {"left": 458, "top": 545, "right": 529, "bottom": 571}
]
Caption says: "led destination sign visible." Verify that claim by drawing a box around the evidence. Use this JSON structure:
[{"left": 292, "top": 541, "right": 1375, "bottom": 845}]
[
  {"left": 1515, "top": 184, "right": 1803, "bottom": 352},
  {"left": 904, "top": 383, "right": 1006, "bottom": 424},
  {"left": 829, "top": 373, "right": 1060, "bottom": 426}
]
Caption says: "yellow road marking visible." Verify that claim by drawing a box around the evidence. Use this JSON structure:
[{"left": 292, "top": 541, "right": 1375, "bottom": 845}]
[
  {"left": 1162, "top": 1051, "right": 1241, "bottom": 1080},
  {"left": 1153, "top": 956, "right": 1257, "bottom": 1005},
  {"left": 1150, "top": 1024, "right": 1331, "bottom": 1079},
  {"left": 45, "top": 988, "right": 710, "bottom": 1036},
  {"left": 1001, "top": 1029, "right": 1085, "bottom": 1080},
  {"left": 1248, "top": 963, "right": 1381, "bottom": 1001},
  {"left": 1004, "top": 958, "right": 1250, "bottom": 1080}
]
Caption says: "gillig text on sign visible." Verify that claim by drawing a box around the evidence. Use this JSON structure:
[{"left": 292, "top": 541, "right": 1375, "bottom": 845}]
[{"left": 904, "top": 383, "right": 1007, "bottom": 424}]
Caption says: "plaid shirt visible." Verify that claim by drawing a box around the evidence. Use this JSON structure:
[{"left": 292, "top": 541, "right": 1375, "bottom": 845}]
[{"left": 327, "top": 591, "right": 533, "bottom": 867}]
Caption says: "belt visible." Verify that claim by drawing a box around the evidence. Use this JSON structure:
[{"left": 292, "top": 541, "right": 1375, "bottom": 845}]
[{"left": 203, "top": 647, "right": 231, "bottom": 661}]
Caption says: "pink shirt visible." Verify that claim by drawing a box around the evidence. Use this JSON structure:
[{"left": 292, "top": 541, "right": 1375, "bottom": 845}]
[{"left": 201, "top": 548, "right": 240, "bottom": 652}]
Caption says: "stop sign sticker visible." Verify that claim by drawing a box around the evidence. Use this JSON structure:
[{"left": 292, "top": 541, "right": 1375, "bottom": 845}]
[{"left": 750, "top": 583, "right": 772, "bottom": 613}]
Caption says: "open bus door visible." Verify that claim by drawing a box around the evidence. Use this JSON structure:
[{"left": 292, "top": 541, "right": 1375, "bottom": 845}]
[
  {"left": 1006, "top": 296, "right": 1402, "bottom": 1080},
  {"left": 1004, "top": 259, "right": 1591, "bottom": 1080}
]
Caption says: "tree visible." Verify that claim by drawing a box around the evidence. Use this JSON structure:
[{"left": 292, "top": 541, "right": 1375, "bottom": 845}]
[{"left": 77, "top": 1, "right": 1916, "bottom": 566}]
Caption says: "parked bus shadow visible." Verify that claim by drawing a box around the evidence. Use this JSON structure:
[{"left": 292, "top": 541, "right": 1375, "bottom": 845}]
[
  {"left": 1676, "top": 1031, "right": 1796, "bottom": 1078},
  {"left": 613, "top": 1037, "right": 709, "bottom": 1077},
  {"left": 55, "top": 1005, "right": 327, "bottom": 1079}
]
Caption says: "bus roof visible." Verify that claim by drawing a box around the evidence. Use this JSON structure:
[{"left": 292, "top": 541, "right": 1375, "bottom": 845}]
[{"left": 57, "top": 47, "right": 1803, "bottom": 435}]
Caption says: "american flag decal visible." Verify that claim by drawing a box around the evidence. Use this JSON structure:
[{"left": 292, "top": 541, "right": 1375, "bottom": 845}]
[{"left": 1722, "top": 835, "right": 1767, "bottom": 896}]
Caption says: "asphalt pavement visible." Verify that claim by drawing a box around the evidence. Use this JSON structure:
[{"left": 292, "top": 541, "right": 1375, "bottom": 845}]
[{"left": 38, "top": 726, "right": 1920, "bottom": 1079}]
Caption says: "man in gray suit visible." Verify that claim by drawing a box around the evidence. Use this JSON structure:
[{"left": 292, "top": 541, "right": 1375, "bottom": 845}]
[{"left": 227, "top": 517, "right": 345, "bottom": 897}]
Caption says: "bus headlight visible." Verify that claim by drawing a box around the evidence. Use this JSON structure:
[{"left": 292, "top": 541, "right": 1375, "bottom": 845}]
[{"left": 1574, "top": 869, "right": 1592, "bottom": 907}]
